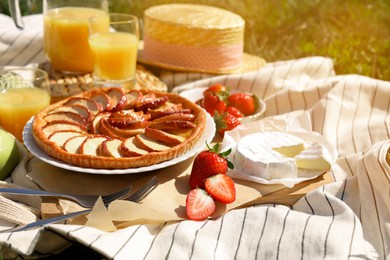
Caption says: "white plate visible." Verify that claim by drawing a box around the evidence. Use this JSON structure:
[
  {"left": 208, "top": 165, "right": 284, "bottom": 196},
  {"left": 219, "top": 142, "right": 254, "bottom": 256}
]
[
  {"left": 23, "top": 112, "right": 215, "bottom": 174},
  {"left": 179, "top": 88, "right": 205, "bottom": 102},
  {"left": 222, "top": 129, "right": 338, "bottom": 188}
]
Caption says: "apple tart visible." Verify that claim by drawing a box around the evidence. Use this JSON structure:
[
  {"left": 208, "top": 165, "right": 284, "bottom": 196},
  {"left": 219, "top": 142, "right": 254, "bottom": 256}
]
[{"left": 32, "top": 87, "right": 206, "bottom": 169}]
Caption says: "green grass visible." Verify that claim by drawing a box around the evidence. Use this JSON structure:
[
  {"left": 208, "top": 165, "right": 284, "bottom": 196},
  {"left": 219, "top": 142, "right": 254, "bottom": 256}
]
[
  {"left": 2, "top": 0, "right": 389, "bottom": 80},
  {"left": 114, "top": 0, "right": 390, "bottom": 81}
]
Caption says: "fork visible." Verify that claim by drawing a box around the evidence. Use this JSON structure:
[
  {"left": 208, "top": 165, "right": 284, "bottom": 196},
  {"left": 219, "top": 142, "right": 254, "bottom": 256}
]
[
  {"left": 0, "top": 185, "right": 133, "bottom": 208},
  {"left": 0, "top": 176, "right": 159, "bottom": 233}
]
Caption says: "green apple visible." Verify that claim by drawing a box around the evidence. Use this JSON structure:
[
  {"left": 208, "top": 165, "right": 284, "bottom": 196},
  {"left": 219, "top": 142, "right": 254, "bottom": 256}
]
[{"left": 0, "top": 128, "right": 21, "bottom": 180}]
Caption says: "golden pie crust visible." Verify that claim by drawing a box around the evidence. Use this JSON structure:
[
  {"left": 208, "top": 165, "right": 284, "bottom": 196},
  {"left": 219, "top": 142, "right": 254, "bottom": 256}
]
[{"left": 32, "top": 87, "right": 206, "bottom": 169}]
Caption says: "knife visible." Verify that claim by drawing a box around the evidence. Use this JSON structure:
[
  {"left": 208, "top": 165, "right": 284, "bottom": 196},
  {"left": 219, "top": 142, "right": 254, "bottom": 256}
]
[
  {"left": 0, "top": 209, "right": 91, "bottom": 233},
  {"left": 8, "top": 0, "right": 25, "bottom": 29},
  {"left": 0, "top": 176, "right": 159, "bottom": 233}
]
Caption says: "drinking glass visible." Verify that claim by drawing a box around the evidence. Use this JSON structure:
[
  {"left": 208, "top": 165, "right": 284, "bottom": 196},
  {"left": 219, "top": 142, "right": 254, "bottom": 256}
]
[
  {"left": 89, "top": 13, "right": 140, "bottom": 89},
  {"left": 43, "top": 0, "right": 108, "bottom": 74},
  {"left": 0, "top": 68, "right": 51, "bottom": 141}
]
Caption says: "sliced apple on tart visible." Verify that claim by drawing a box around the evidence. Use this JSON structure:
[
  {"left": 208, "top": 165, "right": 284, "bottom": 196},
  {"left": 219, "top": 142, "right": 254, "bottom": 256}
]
[
  {"left": 120, "top": 137, "right": 148, "bottom": 157},
  {"left": 32, "top": 87, "right": 206, "bottom": 169},
  {"left": 43, "top": 111, "right": 88, "bottom": 129},
  {"left": 48, "top": 105, "right": 93, "bottom": 122},
  {"left": 63, "top": 97, "right": 101, "bottom": 115},
  {"left": 64, "top": 135, "right": 89, "bottom": 154},
  {"left": 48, "top": 130, "right": 84, "bottom": 148},
  {"left": 98, "top": 139, "right": 123, "bottom": 158}
]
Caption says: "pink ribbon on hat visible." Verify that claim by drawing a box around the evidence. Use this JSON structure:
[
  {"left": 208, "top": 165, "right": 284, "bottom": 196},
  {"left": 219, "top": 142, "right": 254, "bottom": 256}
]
[{"left": 142, "top": 35, "right": 243, "bottom": 71}]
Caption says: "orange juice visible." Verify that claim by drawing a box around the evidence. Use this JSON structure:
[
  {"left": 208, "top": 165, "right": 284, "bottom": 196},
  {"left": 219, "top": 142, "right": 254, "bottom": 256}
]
[
  {"left": 44, "top": 7, "right": 107, "bottom": 73},
  {"left": 89, "top": 32, "right": 138, "bottom": 80},
  {"left": 0, "top": 88, "right": 51, "bottom": 141}
]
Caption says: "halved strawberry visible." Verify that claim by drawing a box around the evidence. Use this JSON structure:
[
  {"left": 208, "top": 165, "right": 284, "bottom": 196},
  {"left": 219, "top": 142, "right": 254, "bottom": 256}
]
[
  {"left": 186, "top": 188, "right": 216, "bottom": 221},
  {"left": 205, "top": 174, "right": 236, "bottom": 204}
]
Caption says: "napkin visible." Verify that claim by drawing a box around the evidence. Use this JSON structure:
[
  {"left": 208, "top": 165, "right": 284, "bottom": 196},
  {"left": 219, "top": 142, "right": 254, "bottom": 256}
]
[
  {"left": 220, "top": 113, "right": 338, "bottom": 187},
  {"left": 0, "top": 141, "right": 40, "bottom": 227}
]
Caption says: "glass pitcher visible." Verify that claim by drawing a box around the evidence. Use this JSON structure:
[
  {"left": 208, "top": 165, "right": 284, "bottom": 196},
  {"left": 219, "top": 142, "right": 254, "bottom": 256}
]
[{"left": 43, "top": 0, "right": 109, "bottom": 73}]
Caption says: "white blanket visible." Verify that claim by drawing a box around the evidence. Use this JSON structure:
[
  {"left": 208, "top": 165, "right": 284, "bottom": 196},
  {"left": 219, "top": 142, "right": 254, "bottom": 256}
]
[{"left": 0, "top": 14, "right": 389, "bottom": 259}]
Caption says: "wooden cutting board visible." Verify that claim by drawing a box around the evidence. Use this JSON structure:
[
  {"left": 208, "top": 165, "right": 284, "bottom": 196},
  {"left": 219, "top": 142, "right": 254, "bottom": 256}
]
[
  {"left": 39, "top": 129, "right": 334, "bottom": 219},
  {"left": 41, "top": 171, "right": 333, "bottom": 219},
  {"left": 239, "top": 171, "right": 333, "bottom": 207}
]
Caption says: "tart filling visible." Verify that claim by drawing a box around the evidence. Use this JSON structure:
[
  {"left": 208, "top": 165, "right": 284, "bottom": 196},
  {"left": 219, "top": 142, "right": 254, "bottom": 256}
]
[{"left": 32, "top": 87, "right": 206, "bottom": 169}]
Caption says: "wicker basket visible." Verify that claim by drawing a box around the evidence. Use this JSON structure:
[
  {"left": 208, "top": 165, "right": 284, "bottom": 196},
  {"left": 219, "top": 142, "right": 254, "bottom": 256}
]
[{"left": 39, "top": 62, "right": 167, "bottom": 103}]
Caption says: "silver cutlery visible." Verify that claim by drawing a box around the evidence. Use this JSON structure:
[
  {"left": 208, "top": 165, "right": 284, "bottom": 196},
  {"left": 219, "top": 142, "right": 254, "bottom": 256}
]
[
  {"left": 8, "top": 0, "right": 25, "bottom": 29},
  {"left": 0, "top": 185, "right": 133, "bottom": 208},
  {"left": 0, "top": 176, "right": 159, "bottom": 233}
]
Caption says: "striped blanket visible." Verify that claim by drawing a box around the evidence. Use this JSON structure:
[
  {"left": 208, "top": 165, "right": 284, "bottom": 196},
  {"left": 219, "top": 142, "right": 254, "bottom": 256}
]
[{"left": 0, "top": 14, "right": 389, "bottom": 259}]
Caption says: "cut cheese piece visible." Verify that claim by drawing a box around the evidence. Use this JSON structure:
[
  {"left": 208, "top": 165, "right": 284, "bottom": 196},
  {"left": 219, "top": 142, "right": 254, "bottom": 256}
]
[
  {"left": 235, "top": 145, "right": 298, "bottom": 180},
  {"left": 272, "top": 141, "right": 305, "bottom": 157},
  {"left": 234, "top": 132, "right": 306, "bottom": 180},
  {"left": 294, "top": 142, "right": 332, "bottom": 171}
]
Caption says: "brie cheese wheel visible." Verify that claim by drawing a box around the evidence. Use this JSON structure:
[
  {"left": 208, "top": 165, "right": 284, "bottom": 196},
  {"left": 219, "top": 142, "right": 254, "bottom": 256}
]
[
  {"left": 294, "top": 142, "right": 332, "bottom": 171},
  {"left": 234, "top": 132, "right": 306, "bottom": 180}
]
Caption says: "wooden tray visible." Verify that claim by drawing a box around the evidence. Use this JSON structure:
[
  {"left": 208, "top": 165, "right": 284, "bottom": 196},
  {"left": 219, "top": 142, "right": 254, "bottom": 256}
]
[{"left": 41, "top": 171, "right": 333, "bottom": 219}]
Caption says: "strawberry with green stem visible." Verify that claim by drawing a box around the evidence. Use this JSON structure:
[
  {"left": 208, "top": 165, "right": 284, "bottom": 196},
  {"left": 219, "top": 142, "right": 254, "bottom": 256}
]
[
  {"left": 214, "top": 112, "right": 241, "bottom": 137},
  {"left": 203, "top": 83, "right": 229, "bottom": 97},
  {"left": 203, "top": 92, "right": 227, "bottom": 116},
  {"left": 202, "top": 84, "right": 230, "bottom": 116},
  {"left": 226, "top": 106, "right": 243, "bottom": 118},
  {"left": 189, "top": 143, "right": 234, "bottom": 189}
]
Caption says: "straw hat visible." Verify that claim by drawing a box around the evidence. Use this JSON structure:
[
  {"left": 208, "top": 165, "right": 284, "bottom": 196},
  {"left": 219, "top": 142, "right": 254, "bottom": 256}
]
[{"left": 137, "top": 4, "right": 266, "bottom": 74}]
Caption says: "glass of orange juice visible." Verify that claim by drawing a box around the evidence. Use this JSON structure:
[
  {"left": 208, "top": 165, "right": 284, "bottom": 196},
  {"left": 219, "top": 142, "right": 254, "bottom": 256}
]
[
  {"left": 89, "top": 13, "right": 140, "bottom": 89},
  {"left": 0, "top": 68, "right": 51, "bottom": 141},
  {"left": 43, "top": 0, "right": 108, "bottom": 73}
]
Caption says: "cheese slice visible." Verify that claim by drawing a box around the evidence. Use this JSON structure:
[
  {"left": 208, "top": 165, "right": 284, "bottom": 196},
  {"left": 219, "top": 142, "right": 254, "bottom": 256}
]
[
  {"left": 294, "top": 142, "right": 332, "bottom": 171},
  {"left": 234, "top": 132, "right": 306, "bottom": 180}
]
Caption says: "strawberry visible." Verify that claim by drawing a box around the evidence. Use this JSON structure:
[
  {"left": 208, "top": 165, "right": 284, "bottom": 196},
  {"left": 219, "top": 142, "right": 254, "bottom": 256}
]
[
  {"left": 195, "top": 98, "right": 204, "bottom": 107},
  {"left": 227, "top": 93, "right": 255, "bottom": 116},
  {"left": 203, "top": 83, "right": 228, "bottom": 97},
  {"left": 214, "top": 112, "right": 241, "bottom": 136},
  {"left": 186, "top": 188, "right": 216, "bottom": 221},
  {"left": 205, "top": 174, "right": 236, "bottom": 204},
  {"left": 203, "top": 92, "right": 227, "bottom": 116},
  {"left": 189, "top": 143, "right": 234, "bottom": 189},
  {"left": 226, "top": 106, "right": 243, "bottom": 118}
]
